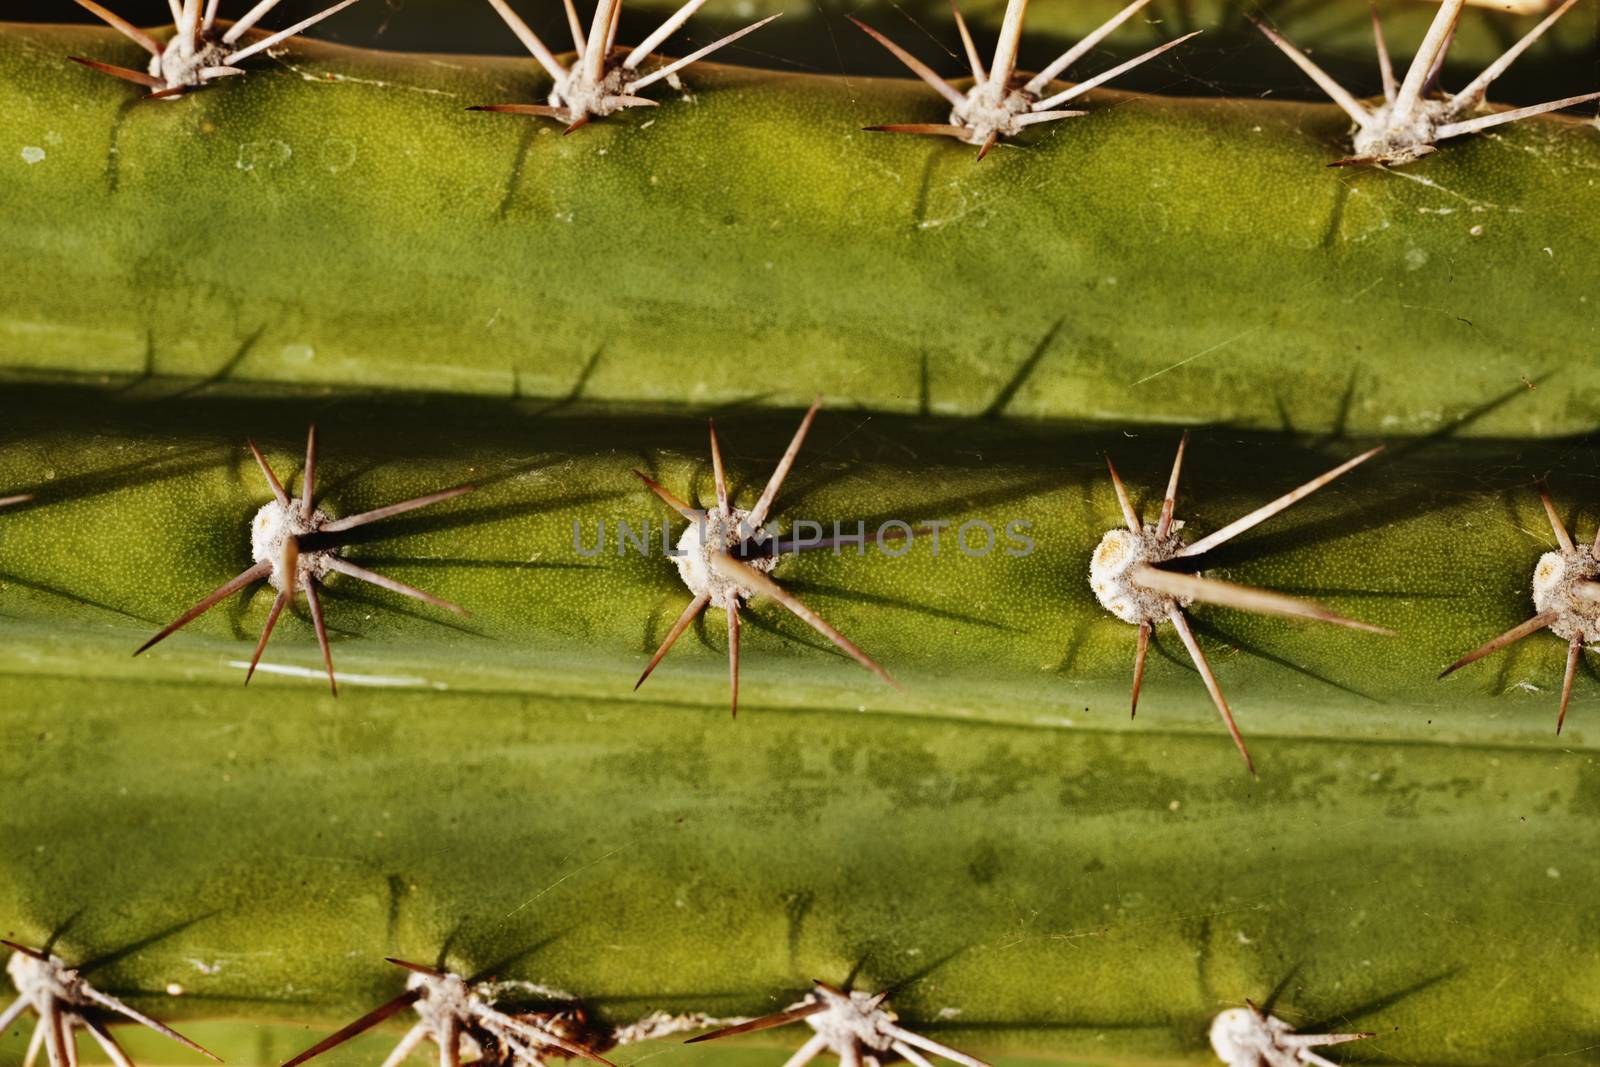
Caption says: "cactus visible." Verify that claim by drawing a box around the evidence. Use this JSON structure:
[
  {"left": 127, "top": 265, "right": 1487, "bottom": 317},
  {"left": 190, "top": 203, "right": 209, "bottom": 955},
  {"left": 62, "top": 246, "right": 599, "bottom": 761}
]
[
  {"left": 4, "top": 22, "right": 1600, "bottom": 434},
  {"left": 2, "top": 3, "right": 1600, "bottom": 1067}
]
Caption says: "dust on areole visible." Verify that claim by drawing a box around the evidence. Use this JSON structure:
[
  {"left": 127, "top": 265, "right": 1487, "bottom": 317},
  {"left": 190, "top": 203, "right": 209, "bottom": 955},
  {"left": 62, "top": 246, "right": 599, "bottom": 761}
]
[
  {"left": 673, "top": 505, "right": 777, "bottom": 611},
  {"left": 251, "top": 494, "right": 337, "bottom": 594},
  {"left": 1531, "top": 543, "right": 1600, "bottom": 640},
  {"left": 1089, "top": 519, "right": 1192, "bottom": 626}
]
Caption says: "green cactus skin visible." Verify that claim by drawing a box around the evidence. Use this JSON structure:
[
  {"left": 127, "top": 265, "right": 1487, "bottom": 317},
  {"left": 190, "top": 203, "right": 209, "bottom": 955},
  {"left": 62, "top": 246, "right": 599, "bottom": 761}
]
[
  {"left": 0, "top": 388, "right": 1597, "bottom": 746},
  {"left": 3, "top": 12, "right": 1600, "bottom": 1067},
  {"left": 1, "top": 671, "right": 1596, "bottom": 1066},
  {"left": 3, "top": 24, "right": 1599, "bottom": 436}
]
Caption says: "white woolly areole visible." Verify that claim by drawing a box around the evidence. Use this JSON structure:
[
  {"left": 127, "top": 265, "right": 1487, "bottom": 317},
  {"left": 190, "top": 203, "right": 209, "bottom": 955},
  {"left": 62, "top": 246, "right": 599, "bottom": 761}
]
[
  {"left": 802, "top": 987, "right": 898, "bottom": 1056},
  {"left": 1532, "top": 547, "right": 1600, "bottom": 641},
  {"left": 251, "top": 498, "right": 337, "bottom": 593},
  {"left": 406, "top": 972, "right": 492, "bottom": 1062},
  {"left": 406, "top": 971, "right": 599, "bottom": 1064},
  {"left": 8, "top": 951, "right": 85, "bottom": 1012},
  {"left": 674, "top": 507, "right": 777, "bottom": 610},
  {"left": 1089, "top": 523, "right": 1191, "bottom": 626},
  {"left": 1208, "top": 1008, "right": 1301, "bottom": 1066},
  {"left": 949, "top": 82, "right": 1035, "bottom": 145},
  {"left": 1351, "top": 98, "right": 1451, "bottom": 164},
  {"left": 409, "top": 979, "right": 547, "bottom": 1062},
  {"left": 553, "top": 63, "right": 640, "bottom": 120},
  {"left": 150, "top": 32, "right": 231, "bottom": 90},
  {"left": 410, "top": 971, "right": 491, "bottom": 1061}
]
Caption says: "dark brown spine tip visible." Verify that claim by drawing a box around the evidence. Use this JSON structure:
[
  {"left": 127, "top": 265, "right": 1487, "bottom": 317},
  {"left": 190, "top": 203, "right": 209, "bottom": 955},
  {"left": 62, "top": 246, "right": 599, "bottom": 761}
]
[
  {"left": 385, "top": 957, "right": 444, "bottom": 977},
  {"left": 1, "top": 940, "right": 48, "bottom": 960}
]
